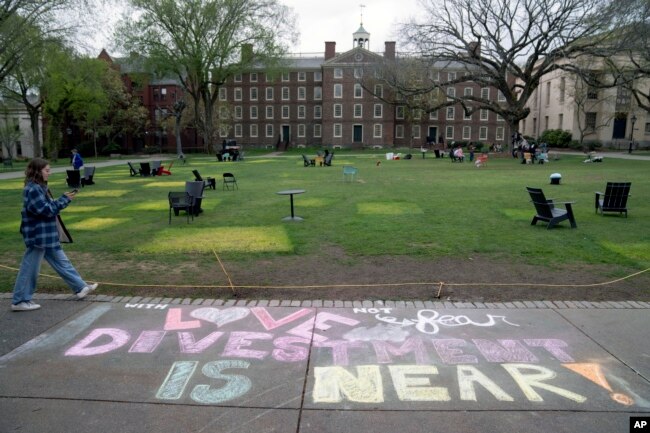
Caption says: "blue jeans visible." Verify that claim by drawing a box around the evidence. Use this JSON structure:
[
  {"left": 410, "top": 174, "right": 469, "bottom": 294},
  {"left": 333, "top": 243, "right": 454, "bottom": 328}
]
[{"left": 12, "top": 246, "right": 87, "bottom": 305}]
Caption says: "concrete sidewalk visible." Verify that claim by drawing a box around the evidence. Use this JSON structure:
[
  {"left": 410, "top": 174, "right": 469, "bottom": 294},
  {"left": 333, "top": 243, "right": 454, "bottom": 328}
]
[{"left": 1, "top": 294, "right": 648, "bottom": 433}]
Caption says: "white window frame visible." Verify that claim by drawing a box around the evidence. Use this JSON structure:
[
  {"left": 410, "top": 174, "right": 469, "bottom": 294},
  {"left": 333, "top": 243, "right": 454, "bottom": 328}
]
[
  {"left": 412, "top": 125, "right": 421, "bottom": 139},
  {"left": 265, "top": 87, "right": 274, "bottom": 101},
  {"left": 445, "top": 125, "right": 454, "bottom": 139},
  {"left": 314, "top": 86, "right": 322, "bottom": 100},
  {"left": 354, "top": 83, "right": 363, "bottom": 98},
  {"left": 250, "top": 87, "right": 258, "bottom": 101},
  {"left": 234, "top": 88, "right": 242, "bottom": 101},
  {"left": 235, "top": 124, "right": 242, "bottom": 137},
  {"left": 314, "top": 124, "right": 322, "bottom": 138},
  {"left": 314, "top": 71, "right": 322, "bottom": 82},
  {"left": 334, "top": 84, "right": 342, "bottom": 98},
  {"left": 298, "top": 87, "right": 306, "bottom": 100},
  {"left": 354, "top": 104, "right": 362, "bottom": 118},
  {"left": 374, "top": 104, "right": 383, "bottom": 118},
  {"left": 219, "top": 88, "right": 227, "bottom": 101},
  {"left": 250, "top": 124, "right": 258, "bottom": 137},
  {"left": 281, "top": 72, "right": 290, "bottom": 81},
  {"left": 396, "top": 106, "right": 405, "bottom": 119},
  {"left": 480, "top": 109, "right": 489, "bottom": 121},
  {"left": 446, "top": 107, "right": 455, "bottom": 120},
  {"left": 430, "top": 110, "right": 438, "bottom": 120},
  {"left": 374, "top": 124, "right": 382, "bottom": 138},
  {"left": 334, "top": 68, "right": 343, "bottom": 78},
  {"left": 462, "top": 126, "right": 471, "bottom": 140},
  {"left": 266, "top": 124, "right": 274, "bottom": 137},
  {"left": 235, "top": 106, "right": 242, "bottom": 119},
  {"left": 314, "top": 105, "right": 322, "bottom": 119},
  {"left": 333, "top": 104, "right": 342, "bottom": 118},
  {"left": 298, "top": 71, "right": 306, "bottom": 81},
  {"left": 374, "top": 84, "right": 383, "bottom": 98},
  {"left": 298, "top": 105, "right": 306, "bottom": 119},
  {"left": 266, "top": 106, "right": 274, "bottom": 119},
  {"left": 281, "top": 87, "right": 290, "bottom": 100},
  {"left": 496, "top": 127, "right": 505, "bottom": 141},
  {"left": 481, "top": 87, "right": 489, "bottom": 100},
  {"left": 395, "top": 124, "right": 404, "bottom": 138},
  {"left": 333, "top": 123, "right": 342, "bottom": 137},
  {"left": 250, "top": 106, "right": 258, "bottom": 119},
  {"left": 479, "top": 126, "right": 488, "bottom": 140},
  {"left": 250, "top": 72, "right": 258, "bottom": 82},
  {"left": 282, "top": 105, "right": 290, "bottom": 119},
  {"left": 298, "top": 124, "right": 306, "bottom": 137}
]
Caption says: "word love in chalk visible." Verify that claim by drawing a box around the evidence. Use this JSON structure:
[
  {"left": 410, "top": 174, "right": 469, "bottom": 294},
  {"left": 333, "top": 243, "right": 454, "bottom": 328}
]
[{"left": 368, "top": 309, "right": 520, "bottom": 335}]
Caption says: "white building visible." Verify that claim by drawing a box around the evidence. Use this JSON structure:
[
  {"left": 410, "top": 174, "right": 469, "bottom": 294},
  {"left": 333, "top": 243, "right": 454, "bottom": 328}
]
[
  {"left": 519, "top": 56, "right": 649, "bottom": 149},
  {"left": 0, "top": 99, "right": 41, "bottom": 159}
]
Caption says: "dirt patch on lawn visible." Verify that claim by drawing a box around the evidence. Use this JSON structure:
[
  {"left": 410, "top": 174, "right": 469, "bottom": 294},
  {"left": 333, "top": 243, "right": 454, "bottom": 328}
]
[{"left": 54, "top": 246, "right": 648, "bottom": 302}]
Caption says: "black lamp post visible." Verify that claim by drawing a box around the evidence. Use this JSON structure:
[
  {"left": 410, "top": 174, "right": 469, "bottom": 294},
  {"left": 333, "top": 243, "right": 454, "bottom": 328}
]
[{"left": 629, "top": 114, "right": 637, "bottom": 154}]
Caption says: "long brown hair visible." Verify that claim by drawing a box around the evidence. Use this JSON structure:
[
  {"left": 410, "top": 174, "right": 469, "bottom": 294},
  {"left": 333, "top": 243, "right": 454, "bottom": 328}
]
[{"left": 24, "top": 158, "right": 49, "bottom": 186}]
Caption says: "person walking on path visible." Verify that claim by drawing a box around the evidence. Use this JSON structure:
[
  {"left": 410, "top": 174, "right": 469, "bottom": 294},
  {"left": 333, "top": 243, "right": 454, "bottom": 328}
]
[
  {"left": 71, "top": 148, "right": 84, "bottom": 170},
  {"left": 11, "top": 158, "right": 97, "bottom": 311}
]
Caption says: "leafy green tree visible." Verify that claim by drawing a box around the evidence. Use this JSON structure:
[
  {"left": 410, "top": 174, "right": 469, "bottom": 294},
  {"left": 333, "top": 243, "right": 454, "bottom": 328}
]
[{"left": 116, "top": 0, "right": 296, "bottom": 152}]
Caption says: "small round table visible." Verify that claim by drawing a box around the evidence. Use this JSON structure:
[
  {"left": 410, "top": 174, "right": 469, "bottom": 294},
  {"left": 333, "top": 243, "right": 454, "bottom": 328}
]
[{"left": 276, "top": 189, "right": 305, "bottom": 221}]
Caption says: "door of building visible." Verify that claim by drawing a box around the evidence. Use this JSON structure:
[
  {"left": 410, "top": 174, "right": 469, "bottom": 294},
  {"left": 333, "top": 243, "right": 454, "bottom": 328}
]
[
  {"left": 428, "top": 127, "right": 438, "bottom": 144},
  {"left": 282, "top": 125, "right": 290, "bottom": 146},
  {"left": 612, "top": 115, "right": 627, "bottom": 139},
  {"left": 353, "top": 125, "right": 363, "bottom": 143}
]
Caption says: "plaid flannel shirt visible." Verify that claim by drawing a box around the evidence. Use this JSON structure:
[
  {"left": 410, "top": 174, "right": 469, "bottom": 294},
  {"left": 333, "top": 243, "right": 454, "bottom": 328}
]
[{"left": 20, "top": 182, "right": 71, "bottom": 248}]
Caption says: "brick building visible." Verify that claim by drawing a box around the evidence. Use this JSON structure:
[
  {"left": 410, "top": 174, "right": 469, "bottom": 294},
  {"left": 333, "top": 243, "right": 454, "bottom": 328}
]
[{"left": 222, "top": 25, "right": 510, "bottom": 150}]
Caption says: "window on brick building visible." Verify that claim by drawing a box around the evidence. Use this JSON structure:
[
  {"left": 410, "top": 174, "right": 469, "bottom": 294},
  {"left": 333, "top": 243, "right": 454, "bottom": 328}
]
[
  {"left": 430, "top": 110, "right": 438, "bottom": 120},
  {"left": 298, "top": 105, "right": 306, "bottom": 119},
  {"left": 314, "top": 71, "right": 322, "bottom": 81},
  {"left": 282, "top": 105, "right": 290, "bottom": 119},
  {"left": 298, "top": 87, "right": 306, "bottom": 100},
  {"left": 235, "top": 106, "right": 242, "bottom": 119},
  {"left": 282, "top": 87, "right": 289, "bottom": 100},
  {"left": 298, "top": 71, "right": 306, "bottom": 81},
  {"left": 497, "top": 114, "right": 504, "bottom": 122},
  {"left": 354, "top": 67, "right": 363, "bottom": 78},
  {"left": 374, "top": 124, "right": 382, "bottom": 138},
  {"left": 464, "top": 108, "right": 472, "bottom": 121},
  {"left": 234, "top": 88, "right": 242, "bottom": 101},
  {"left": 250, "top": 87, "right": 258, "bottom": 101},
  {"left": 250, "top": 72, "right": 258, "bottom": 82},
  {"left": 234, "top": 74, "right": 242, "bottom": 82},
  {"left": 266, "top": 124, "right": 274, "bottom": 137},
  {"left": 354, "top": 84, "right": 362, "bottom": 98},
  {"left": 334, "top": 104, "right": 342, "bottom": 118},
  {"left": 481, "top": 87, "right": 489, "bottom": 100},
  {"left": 374, "top": 104, "right": 382, "bottom": 118},
  {"left": 219, "top": 88, "right": 227, "bottom": 100},
  {"left": 266, "top": 106, "right": 273, "bottom": 119},
  {"left": 396, "top": 124, "right": 404, "bottom": 138},
  {"left": 374, "top": 84, "right": 383, "bottom": 98},
  {"left": 161, "top": 88, "right": 167, "bottom": 100},
  {"left": 314, "top": 105, "right": 322, "bottom": 119},
  {"left": 314, "top": 86, "right": 322, "bottom": 100},
  {"left": 479, "top": 126, "right": 488, "bottom": 140},
  {"left": 446, "top": 107, "right": 455, "bottom": 120},
  {"left": 219, "top": 125, "right": 229, "bottom": 137},
  {"left": 354, "top": 104, "right": 362, "bottom": 118},
  {"left": 334, "top": 68, "right": 343, "bottom": 78},
  {"left": 448, "top": 71, "right": 456, "bottom": 81},
  {"left": 446, "top": 125, "right": 454, "bottom": 139},
  {"left": 334, "top": 124, "right": 342, "bottom": 137},
  {"left": 334, "top": 84, "right": 342, "bottom": 98},
  {"left": 496, "top": 127, "right": 504, "bottom": 140},
  {"left": 298, "top": 124, "right": 305, "bottom": 137},
  {"left": 396, "top": 106, "right": 405, "bottom": 119},
  {"left": 282, "top": 72, "right": 290, "bottom": 81},
  {"left": 266, "top": 87, "right": 273, "bottom": 100},
  {"left": 447, "top": 87, "right": 455, "bottom": 100},
  {"left": 250, "top": 106, "right": 258, "bottom": 119},
  {"left": 250, "top": 124, "right": 258, "bottom": 137},
  {"left": 314, "top": 124, "right": 322, "bottom": 137},
  {"left": 480, "top": 109, "right": 488, "bottom": 121},
  {"left": 498, "top": 90, "right": 506, "bottom": 102},
  {"left": 235, "top": 124, "right": 242, "bottom": 137},
  {"left": 412, "top": 125, "right": 420, "bottom": 138},
  {"left": 414, "top": 109, "right": 422, "bottom": 120},
  {"left": 464, "top": 87, "right": 473, "bottom": 96},
  {"left": 462, "top": 126, "right": 471, "bottom": 140}
]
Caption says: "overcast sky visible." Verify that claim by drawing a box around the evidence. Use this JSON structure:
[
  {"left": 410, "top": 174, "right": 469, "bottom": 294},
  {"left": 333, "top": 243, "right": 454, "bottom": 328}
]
[
  {"left": 81, "top": 0, "right": 420, "bottom": 56},
  {"left": 280, "top": 0, "right": 419, "bottom": 54}
]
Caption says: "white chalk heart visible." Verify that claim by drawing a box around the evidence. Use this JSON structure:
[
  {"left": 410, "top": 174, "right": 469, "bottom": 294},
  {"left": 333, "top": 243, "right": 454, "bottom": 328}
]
[{"left": 190, "top": 307, "right": 250, "bottom": 327}]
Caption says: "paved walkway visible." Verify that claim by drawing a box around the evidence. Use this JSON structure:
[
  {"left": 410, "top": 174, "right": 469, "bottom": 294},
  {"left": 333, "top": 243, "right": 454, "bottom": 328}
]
[{"left": 1, "top": 293, "right": 648, "bottom": 433}]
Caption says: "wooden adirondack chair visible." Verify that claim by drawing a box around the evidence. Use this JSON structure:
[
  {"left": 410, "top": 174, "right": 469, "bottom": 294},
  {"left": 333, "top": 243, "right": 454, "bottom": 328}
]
[
  {"left": 526, "top": 187, "right": 577, "bottom": 229},
  {"left": 595, "top": 182, "right": 631, "bottom": 217}
]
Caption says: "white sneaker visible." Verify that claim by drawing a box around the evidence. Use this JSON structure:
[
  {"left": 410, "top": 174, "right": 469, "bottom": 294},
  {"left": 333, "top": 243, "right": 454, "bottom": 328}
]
[
  {"left": 77, "top": 283, "right": 98, "bottom": 299},
  {"left": 11, "top": 301, "right": 41, "bottom": 311}
]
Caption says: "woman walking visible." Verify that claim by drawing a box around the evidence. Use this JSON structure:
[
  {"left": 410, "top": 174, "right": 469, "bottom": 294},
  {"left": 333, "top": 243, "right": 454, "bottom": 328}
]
[{"left": 11, "top": 158, "right": 97, "bottom": 311}]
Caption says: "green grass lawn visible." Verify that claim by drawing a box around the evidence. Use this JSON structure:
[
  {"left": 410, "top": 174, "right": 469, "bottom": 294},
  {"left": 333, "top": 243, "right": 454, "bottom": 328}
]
[{"left": 0, "top": 150, "right": 648, "bottom": 296}]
